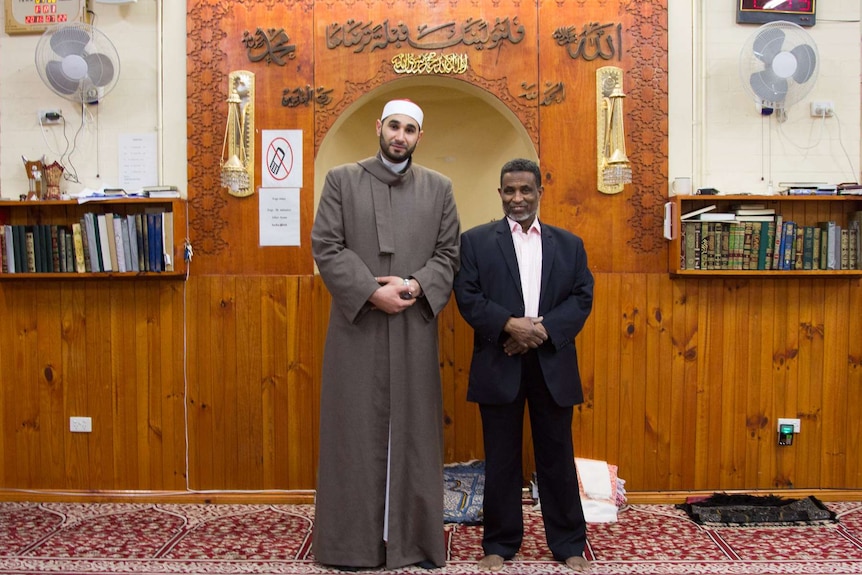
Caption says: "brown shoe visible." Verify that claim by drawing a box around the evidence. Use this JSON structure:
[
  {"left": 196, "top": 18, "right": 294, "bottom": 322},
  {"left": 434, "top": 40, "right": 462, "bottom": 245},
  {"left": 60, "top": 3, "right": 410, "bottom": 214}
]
[
  {"left": 478, "top": 554, "right": 505, "bottom": 571},
  {"left": 565, "top": 555, "right": 589, "bottom": 572}
]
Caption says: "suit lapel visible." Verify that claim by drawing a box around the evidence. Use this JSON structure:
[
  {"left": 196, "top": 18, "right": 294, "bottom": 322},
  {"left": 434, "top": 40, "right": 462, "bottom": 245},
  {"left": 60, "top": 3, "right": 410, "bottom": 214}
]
[
  {"left": 494, "top": 220, "right": 522, "bottom": 294},
  {"left": 538, "top": 223, "right": 555, "bottom": 313}
]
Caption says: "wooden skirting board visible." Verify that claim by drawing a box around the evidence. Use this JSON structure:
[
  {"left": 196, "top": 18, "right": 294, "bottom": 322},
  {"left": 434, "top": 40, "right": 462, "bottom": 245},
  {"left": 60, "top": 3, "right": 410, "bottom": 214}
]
[{"left": 0, "top": 489, "right": 860, "bottom": 505}]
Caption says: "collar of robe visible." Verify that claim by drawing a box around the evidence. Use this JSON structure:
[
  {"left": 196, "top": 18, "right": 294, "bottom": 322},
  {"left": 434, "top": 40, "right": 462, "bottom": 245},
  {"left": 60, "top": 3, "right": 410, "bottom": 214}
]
[{"left": 358, "top": 153, "right": 413, "bottom": 255}]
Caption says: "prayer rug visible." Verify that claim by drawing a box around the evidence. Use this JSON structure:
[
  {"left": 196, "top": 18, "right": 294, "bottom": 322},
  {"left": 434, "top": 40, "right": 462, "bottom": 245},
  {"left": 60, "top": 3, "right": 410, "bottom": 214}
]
[
  {"left": 443, "top": 459, "right": 484, "bottom": 524},
  {"left": 677, "top": 493, "right": 838, "bottom": 526},
  {"left": 2, "top": 500, "right": 862, "bottom": 574}
]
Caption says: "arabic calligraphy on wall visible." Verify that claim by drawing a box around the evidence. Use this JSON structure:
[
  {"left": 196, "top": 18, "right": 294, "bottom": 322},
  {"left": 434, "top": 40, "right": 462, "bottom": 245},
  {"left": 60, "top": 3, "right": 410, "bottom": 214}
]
[
  {"left": 282, "top": 86, "right": 334, "bottom": 108},
  {"left": 326, "top": 16, "right": 525, "bottom": 53},
  {"left": 392, "top": 53, "right": 469, "bottom": 75},
  {"left": 553, "top": 22, "right": 623, "bottom": 61},
  {"left": 519, "top": 82, "right": 566, "bottom": 107},
  {"left": 241, "top": 19, "right": 625, "bottom": 66},
  {"left": 243, "top": 28, "right": 296, "bottom": 65},
  {"left": 240, "top": 17, "right": 623, "bottom": 109}
]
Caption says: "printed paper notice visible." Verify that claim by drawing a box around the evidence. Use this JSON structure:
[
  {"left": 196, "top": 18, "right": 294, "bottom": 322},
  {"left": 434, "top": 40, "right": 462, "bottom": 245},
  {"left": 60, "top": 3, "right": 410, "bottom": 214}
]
[
  {"left": 118, "top": 133, "right": 158, "bottom": 190},
  {"left": 260, "top": 188, "right": 300, "bottom": 246},
  {"left": 262, "top": 130, "right": 303, "bottom": 188}
]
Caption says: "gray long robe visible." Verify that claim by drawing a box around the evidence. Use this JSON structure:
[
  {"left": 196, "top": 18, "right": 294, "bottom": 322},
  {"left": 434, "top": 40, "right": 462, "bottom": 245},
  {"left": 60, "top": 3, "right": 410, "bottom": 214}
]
[{"left": 311, "top": 154, "right": 460, "bottom": 569}]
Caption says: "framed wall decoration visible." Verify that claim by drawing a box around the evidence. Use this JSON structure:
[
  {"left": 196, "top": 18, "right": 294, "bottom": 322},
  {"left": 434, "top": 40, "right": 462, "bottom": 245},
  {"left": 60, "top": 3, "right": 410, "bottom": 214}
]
[
  {"left": 5, "top": 0, "right": 84, "bottom": 35},
  {"left": 736, "top": 0, "right": 816, "bottom": 27}
]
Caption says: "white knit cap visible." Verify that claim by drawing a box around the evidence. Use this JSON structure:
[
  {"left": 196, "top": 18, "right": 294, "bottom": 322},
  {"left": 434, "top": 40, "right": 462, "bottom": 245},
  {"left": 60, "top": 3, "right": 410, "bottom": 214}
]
[{"left": 381, "top": 99, "right": 424, "bottom": 128}]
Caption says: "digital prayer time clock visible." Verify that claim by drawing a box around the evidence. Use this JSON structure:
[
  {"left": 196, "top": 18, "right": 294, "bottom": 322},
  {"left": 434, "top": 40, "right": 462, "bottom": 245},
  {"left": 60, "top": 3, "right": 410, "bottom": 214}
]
[
  {"left": 737, "top": 0, "right": 816, "bottom": 27},
  {"left": 5, "top": 0, "right": 84, "bottom": 35}
]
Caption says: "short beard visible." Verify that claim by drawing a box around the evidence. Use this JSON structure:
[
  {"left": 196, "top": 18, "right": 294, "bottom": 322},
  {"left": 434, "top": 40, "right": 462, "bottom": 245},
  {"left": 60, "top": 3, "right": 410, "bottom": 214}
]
[
  {"left": 505, "top": 209, "right": 536, "bottom": 223},
  {"left": 379, "top": 133, "right": 413, "bottom": 163}
]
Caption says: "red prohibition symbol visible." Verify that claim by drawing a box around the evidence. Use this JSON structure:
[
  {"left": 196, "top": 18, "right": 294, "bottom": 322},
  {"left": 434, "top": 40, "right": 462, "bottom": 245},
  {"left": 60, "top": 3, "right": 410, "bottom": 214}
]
[{"left": 266, "top": 137, "right": 294, "bottom": 182}]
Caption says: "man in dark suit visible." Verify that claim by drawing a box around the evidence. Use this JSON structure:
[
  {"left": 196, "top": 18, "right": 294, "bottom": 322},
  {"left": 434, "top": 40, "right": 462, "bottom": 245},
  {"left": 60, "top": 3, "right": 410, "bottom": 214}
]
[{"left": 453, "top": 158, "right": 594, "bottom": 572}]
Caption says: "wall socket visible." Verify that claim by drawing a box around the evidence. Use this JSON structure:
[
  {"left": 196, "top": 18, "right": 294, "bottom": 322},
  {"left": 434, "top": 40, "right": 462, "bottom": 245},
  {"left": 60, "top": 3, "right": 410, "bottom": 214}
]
[
  {"left": 69, "top": 416, "right": 92, "bottom": 433},
  {"left": 810, "top": 101, "right": 834, "bottom": 117},
  {"left": 777, "top": 417, "right": 801, "bottom": 433},
  {"left": 39, "top": 109, "right": 63, "bottom": 125}
]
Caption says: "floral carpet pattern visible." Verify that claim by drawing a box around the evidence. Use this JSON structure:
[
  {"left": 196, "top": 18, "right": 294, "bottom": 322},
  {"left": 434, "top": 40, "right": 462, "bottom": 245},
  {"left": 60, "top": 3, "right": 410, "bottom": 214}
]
[{"left": 1, "top": 500, "right": 861, "bottom": 574}]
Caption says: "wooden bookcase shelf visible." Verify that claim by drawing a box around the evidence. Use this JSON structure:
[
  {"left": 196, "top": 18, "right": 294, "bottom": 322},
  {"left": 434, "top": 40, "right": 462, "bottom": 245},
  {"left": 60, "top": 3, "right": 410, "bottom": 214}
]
[
  {"left": 666, "top": 194, "right": 862, "bottom": 277},
  {"left": 0, "top": 197, "right": 187, "bottom": 279}
]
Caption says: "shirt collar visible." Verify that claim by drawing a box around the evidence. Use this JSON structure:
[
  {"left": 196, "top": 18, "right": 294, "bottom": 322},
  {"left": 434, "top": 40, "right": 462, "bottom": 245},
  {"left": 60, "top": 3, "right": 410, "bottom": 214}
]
[
  {"left": 379, "top": 154, "right": 410, "bottom": 174},
  {"left": 507, "top": 216, "right": 541, "bottom": 235}
]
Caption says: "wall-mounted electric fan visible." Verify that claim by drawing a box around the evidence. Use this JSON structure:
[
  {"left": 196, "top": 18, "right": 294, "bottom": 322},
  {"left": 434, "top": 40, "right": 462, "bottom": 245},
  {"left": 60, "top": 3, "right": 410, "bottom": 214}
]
[
  {"left": 739, "top": 20, "right": 818, "bottom": 121},
  {"left": 35, "top": 22, "right": 120, "bottom": 105}
]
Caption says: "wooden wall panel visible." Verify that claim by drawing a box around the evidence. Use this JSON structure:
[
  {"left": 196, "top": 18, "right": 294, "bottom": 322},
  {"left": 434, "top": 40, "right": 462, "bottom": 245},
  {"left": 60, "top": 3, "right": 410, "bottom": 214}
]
[
  {"left": 536, "top": 1, "right": 668, "bottom": 274},
  {"left": 184, "top": 276, "right": 318, "bottom": 491},
  {"left": 0, "top": 281, "right": 187, "bottom": 491},
  {"left": 2, "top": 274, "right": 862, "bottom": 495},
  {"left": 849, "top": 285, "right": 862, "bottom": 487},
  {"left": 312, "top": 1, "right": 540, "bottom": 152},
  {"left": 61, "top": 284, "right": 89, "bottom": 487},
  {"left": 186, "top": 1, "right": 315, "bottom": 276}
]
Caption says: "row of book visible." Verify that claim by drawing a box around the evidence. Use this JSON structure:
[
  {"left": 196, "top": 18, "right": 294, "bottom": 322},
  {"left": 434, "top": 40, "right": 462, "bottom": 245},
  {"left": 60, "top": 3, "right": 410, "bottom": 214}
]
[
  {"left": 681, "top": 204, "right": 779, "bottom": 223},
  {"left": 781, "top": 183, "right": 862, "bottom": 195},
  {"left": 680, "top": 216, "right": 861, "bottom": 271},
  {"left": 0, "top": 210, "right": 175, "bottom": 274},
  {"left": 71, "top": 185, "right": 181, "bottom": 200}
]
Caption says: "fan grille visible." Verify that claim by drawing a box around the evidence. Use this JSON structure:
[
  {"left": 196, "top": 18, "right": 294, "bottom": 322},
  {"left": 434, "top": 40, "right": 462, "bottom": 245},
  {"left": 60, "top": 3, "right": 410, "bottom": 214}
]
[
  {"left": 740, "top": 20, "right": 818, "bottom": 111},
  {"left": 36, "top": 23, "right": 120, "bottom": 104}
]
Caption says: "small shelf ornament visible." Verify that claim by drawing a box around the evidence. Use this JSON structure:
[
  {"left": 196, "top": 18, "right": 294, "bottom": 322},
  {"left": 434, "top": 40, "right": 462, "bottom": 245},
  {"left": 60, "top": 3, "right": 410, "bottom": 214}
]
[
  {"left": 22, "top": 156, "right": 44, "bottom": 200},
  {"left": 43, "top": 161, "right": 65, "bottom": 200}
]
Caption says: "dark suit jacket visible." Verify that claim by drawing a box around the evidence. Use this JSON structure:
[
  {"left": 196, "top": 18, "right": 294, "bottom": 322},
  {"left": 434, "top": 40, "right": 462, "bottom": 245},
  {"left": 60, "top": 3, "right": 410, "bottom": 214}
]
[{"left": 453, "top": 218, "right": 594, "bottom": 406}]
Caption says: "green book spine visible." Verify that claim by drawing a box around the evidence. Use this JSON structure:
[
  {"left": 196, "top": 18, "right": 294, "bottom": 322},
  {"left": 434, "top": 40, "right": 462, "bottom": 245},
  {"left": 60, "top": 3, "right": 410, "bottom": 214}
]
[
  {"left": 802, "top": 225, "right": 814, "bottom": 270},
  {"left": 757, "top": 220, "right": 770, "bottom": 270}
]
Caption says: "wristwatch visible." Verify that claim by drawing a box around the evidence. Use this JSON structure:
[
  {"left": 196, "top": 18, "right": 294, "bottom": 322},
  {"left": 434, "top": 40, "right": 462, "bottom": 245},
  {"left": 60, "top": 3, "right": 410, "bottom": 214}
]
[
  {"left": 407, "top": 276, "right": 424, "bottom": 298},
  {"left": 400, "top": 277, "right": 413, "bottom": 300}
]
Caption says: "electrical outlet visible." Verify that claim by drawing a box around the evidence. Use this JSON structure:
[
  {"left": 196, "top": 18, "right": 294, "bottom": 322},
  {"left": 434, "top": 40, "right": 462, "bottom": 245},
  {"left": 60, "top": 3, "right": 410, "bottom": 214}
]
[
  {"left": 69, "top": 416, "right": 92, "bottom": 433},
  {"left": 777, "top": 418, "right": 801, "bottom": 433},
  {"left": 39, "top": 109, "right": 63, "bottom": 125},
  {"left": 809, "top": 101, "right": 834, "bottom": 117}
]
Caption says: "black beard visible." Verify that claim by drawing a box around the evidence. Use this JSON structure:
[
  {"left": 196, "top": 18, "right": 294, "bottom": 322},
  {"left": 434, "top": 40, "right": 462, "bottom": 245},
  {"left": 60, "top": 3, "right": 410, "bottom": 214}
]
[{"left": 379, "top": 134, "right": 412, "bottom": 163}]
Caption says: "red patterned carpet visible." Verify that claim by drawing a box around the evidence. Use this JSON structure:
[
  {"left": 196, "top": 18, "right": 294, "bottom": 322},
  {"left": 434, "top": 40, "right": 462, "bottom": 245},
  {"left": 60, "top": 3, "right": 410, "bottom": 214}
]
[{"left": 1, "top": 500, "right": 862, "bottom": 574}]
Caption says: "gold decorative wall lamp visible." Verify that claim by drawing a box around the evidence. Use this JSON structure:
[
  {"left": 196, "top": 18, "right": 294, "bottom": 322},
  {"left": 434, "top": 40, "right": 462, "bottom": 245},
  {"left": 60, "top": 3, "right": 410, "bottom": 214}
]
[
  {"left": 220, "top": 70, "right": 255, "bottom": 197},
  {"left": 596, "top": 66, "right": 632, "bottom": 194}
]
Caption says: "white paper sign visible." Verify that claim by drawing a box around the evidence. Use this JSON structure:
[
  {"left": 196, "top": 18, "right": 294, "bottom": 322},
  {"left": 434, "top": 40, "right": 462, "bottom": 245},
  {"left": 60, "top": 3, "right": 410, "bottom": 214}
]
[
  {"left": 262, "top": 130, "right": 303, "bottom": 188},
  {"left": 118, "top": 133, "right": 158, "bottom": 190},
  {"left": 259, "top": 188, "right": 300, "bottom": 246}
]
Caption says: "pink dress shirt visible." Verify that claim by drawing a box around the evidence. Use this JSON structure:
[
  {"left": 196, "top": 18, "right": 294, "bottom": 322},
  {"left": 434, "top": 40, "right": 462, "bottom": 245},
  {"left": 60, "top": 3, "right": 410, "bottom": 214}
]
[{"left": 508, "top": 216, "right": 542, "bottom": 317}]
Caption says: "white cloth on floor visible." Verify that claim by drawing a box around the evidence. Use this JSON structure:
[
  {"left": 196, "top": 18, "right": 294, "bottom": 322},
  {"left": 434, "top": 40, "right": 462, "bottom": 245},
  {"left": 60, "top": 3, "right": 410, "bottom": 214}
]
[
  {"left": 534, "top": 457, "right": 624, "bottom": 523},
  {"left": 581, "top": 499, "right": 620, "bottom": 523},
  {"left": 575, "top": 457, "right": 620, "bottom": 523},
  {"left": 576, "top": 457, "right": 613, "bottom": 501}
]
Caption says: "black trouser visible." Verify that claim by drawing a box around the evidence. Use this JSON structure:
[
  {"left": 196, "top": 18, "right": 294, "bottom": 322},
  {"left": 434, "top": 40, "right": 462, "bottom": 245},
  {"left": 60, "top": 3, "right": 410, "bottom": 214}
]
[{"left": 479, "top": 351, "right": 587, "bottom": 562}]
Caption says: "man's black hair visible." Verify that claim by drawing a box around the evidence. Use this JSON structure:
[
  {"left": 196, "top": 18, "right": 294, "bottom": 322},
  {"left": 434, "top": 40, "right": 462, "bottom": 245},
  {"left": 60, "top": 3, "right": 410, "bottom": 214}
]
[{"left": 500, "top": 158, "right": 541, "bottom": 188}]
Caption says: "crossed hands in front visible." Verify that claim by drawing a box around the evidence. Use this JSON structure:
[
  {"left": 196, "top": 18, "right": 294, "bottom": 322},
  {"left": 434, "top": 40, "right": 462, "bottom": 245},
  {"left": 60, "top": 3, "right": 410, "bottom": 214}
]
[
  {"left": 503, "top": 316, "right": 547, "bottom": 356},
  {"left": 368, "top": 275, "right": 418, "bottom": 315}
]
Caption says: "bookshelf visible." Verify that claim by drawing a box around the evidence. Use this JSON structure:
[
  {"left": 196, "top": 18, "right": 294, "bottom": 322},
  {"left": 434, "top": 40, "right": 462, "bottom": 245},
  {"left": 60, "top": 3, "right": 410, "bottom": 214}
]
[
  {"left": 665, "top": 194, "right": 862, "bottom": 277},
  {"left": 0, "top": 198, "right": 187, "bottom": 279}
]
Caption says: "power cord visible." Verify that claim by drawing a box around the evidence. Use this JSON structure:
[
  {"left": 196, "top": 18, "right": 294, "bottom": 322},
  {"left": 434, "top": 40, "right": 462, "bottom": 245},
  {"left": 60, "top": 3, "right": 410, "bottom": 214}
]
[
  {"left": 829, "top": 110, "right": 859, "bottom": 183},
  {"left": 37, "top": 108, "right": 84, "bottom": 185},
  {"left": 775, "top": 106, "right": 859, "bottom": 183}
]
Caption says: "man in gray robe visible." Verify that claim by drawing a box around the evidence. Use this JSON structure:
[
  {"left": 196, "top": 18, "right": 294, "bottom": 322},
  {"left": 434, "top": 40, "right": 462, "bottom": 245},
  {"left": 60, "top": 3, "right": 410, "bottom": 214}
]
[{"left": 311, "top": 99, "right": 460, "bottom": 570}]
